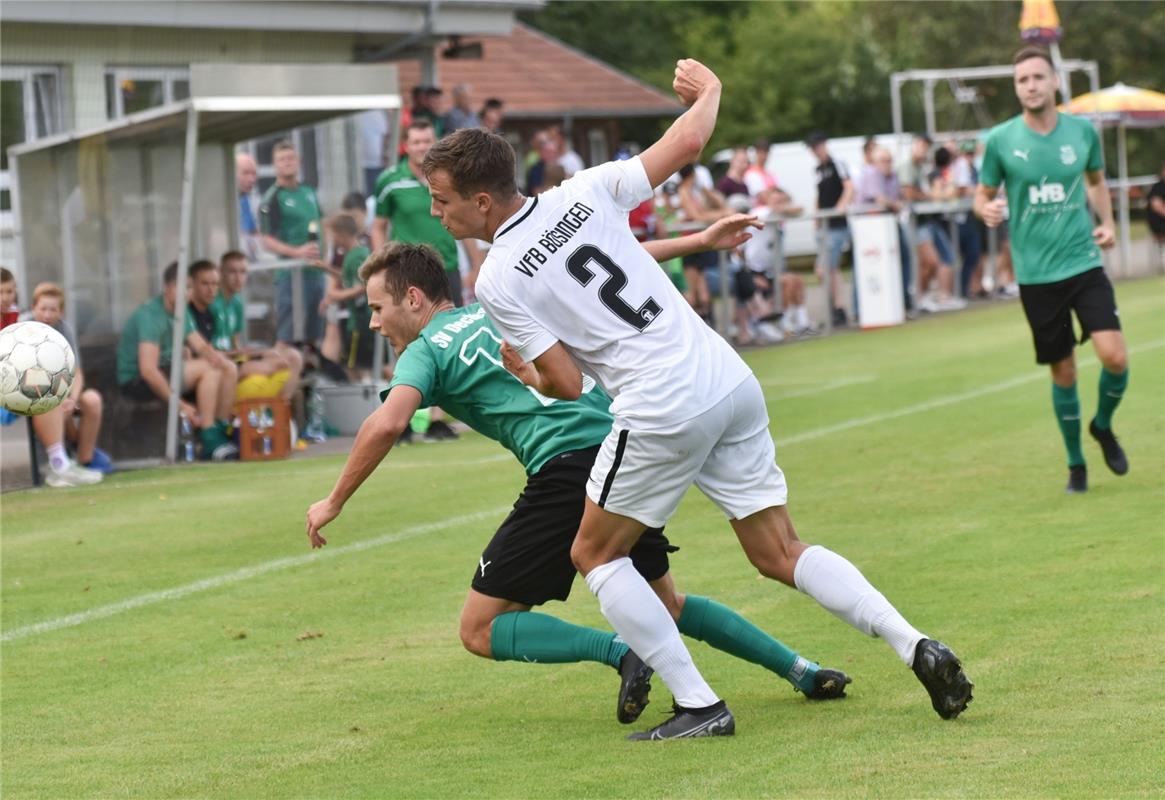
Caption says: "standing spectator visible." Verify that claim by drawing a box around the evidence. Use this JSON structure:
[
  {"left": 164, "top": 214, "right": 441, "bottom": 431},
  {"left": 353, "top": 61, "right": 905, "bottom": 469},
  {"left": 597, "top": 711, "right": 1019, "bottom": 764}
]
[
  {"left": 1148, "top": 160, "right": 1165, "bottom": 265},
  {"left": 357, "top": 109, "right": 390, "bottom": 197},
  {"left": 857, "top": 147, "right": 914, "bottom": 313},
  {"left": 479, "top": 98, "right": 505, "bottom": 134},
  {"left": 236, "top": 152, "right": 260, "bottom": 259},
  {"left": 443, "top": 84, "right": 481, "bottom": 133},
  {"left": 900, "top": 134, "right": 962, "bottom": 312},
  {"left": 806, "top": 131, "right": 854, "bottom": 326},
  {"left": 919, "top": 147, "right": 966, "bottom": 312},
  {"left": 413, "top": 87, "right": 445, "bottom": 137},
  {"left": 549, "top": 126, "right": 585, "bottom": 177},
  {"left": 214, "top": 251, "right": 302, "bottom": 402},
  {"left": 952, "top": 140, "right": 982, "bottom": 298},
  {"left": 116, "top": 262, "right": 238, "bottom": 460},
  {"left": 372, "top": 119, "right": 477, "bottom": 305},
  {"left": 27, "top": 283, "right": 112, "bottom": 484},
  {"left": 677, "top": 163, "right": 732, "bottom": 323},
  {"left": 856, "top": 135, "right": 880, "bottom": 206},
  {"left": 716, "top": 147, "right": 751, "bottom": 199},
  {"left": 259, "top": 139, "right": 327, "bottom": 347}
]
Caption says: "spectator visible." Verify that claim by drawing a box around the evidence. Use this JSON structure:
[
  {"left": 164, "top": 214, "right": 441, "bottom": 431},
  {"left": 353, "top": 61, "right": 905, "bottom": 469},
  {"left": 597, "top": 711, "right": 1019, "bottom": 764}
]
[
  {"left": 116, "top": 261, "right": 238, "bottom": 460},
  {"left": 1149, "top": 160, "right": 1165, "bottom": 264},
  {"left": 26, "top": 283, "right": 112, "bottom": 485},
  {"left": 409, "top": 86, "right": 444, "bottom": 138},
  {"left": 236, "top": 152, "right": 260, "bottom": 259},
  {"left": 917, "top": 147, "right": 965, "bottom": 312},
  {"left": 372, "top": 119, "right": 480, "bottom": 306},
  {"left": 548, "top": 126, "right": 585, "bottom": 177},
  {"left": 537, "top": 163, "right": 567, "bottom": 194},
  {"left": 443, "top": 84, "right": 481, "bottom": 133},
  {"left": 952, "top": 140, "right": 982, "bottom": 298},
  {"left": 857, "top": 146, "right": 914, "bottom": 313},
  {"left": 214, "top": 251, "right": 303, "bottom": 402},
  {"left": 340, "top": 191, "right": 372, "bottom": 247},
  {"left": 526, "top": 129, "right": 558, "bottom": 194},
  {"left": 357, "top": 109, "right": 390, "bottom": 197},
  {"left": 677, "top": 162, "right": 732, "bottom": 322},
  {"left": 806, "top": 130, "right": 854, "bottom": 327},
  {"left": 739, "top": 199, "right": 811, "bottom": 339},
  {"left": 322, "top": 214, "right": 374, "bottom": 381},
  {"left": 856, "top": 135, "right": 880, "bottom": 205},
  {"left": 479, "top": 97, "right": 504, "bottom": 134},
  {"left": 1, "top": 267, "right": 17, "bottom": 328},
  {"left": 259, "top": 139, "right": 327, "bottom": 347},
  {"left": 717, "top": 147, "right": 751, "bottom": 199},
  {"left": 901, "top": 134, "right": 958, "bottom": 312}
]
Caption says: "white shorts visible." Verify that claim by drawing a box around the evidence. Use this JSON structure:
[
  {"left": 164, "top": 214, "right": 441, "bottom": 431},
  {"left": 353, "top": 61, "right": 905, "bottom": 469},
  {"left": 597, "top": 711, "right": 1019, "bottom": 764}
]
[{"left": 586, "top": 376, "right": 788, "bottom": 528}]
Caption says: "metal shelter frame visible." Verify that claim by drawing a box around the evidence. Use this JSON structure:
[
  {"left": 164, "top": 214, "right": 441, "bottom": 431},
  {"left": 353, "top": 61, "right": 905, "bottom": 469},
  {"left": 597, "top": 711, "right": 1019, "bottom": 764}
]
[{"left": 9, "top": 63, "right": 400, "bottom": 464}]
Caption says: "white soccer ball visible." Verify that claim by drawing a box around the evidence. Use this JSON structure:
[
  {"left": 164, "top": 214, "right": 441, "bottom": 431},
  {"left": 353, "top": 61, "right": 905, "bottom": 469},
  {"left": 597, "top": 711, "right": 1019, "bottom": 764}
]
[{"left": 0, "top": 321, "right": 76, "bottom": 416}]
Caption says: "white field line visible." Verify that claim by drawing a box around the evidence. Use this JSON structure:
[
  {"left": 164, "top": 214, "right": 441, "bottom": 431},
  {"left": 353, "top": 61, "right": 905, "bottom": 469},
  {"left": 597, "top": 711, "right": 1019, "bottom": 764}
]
[
  {"left": 763, "top": 375, "right": 876, "bottom": 399},
  {"left": 6, "top": 338, "right": 1162, "bottom": 643},
  {"left": 0, "top": 506, "right": 510, "bottom": 643},
  {"left": 774, "top": 339, "right": 1164, "bottom": 448}
]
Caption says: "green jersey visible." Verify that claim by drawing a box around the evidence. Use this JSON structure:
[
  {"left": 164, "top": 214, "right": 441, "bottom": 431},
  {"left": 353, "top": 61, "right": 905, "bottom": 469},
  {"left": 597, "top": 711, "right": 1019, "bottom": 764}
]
[
  {"left": 210, "top": 292, "right": 245, "bottom": 351},
  {"left": 980, "top": 113, "right": 1104, "bottom": 285},
  {"left": 117, "top": 296, "right": 177, "bottom": 384},
  {"left": 341, "top": 245, "right": 372, "bottom": 332},
  {"left": 258, "top": 182, "right": 324, "bottom": 277},
  {"left": 387, "top": 304, "right": 613, "bottom": 475},
  {"left": 373, "top": 161, "right": 459, "bottom": 272}
]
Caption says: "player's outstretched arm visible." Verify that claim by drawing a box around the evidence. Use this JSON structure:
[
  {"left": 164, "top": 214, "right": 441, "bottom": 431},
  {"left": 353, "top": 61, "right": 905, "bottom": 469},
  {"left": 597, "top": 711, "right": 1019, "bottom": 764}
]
[
  {"left": 501, "top": 341, "right": 582, "bottom": 401},
  {"left": 640, "top": 213, "right": 762, "bottom": 263},
  {"left": 638, "top": 59, "right": 722, "bottom": 189},
  {"left": 305, "top": 385, "right": 421, "bottom": 548}
]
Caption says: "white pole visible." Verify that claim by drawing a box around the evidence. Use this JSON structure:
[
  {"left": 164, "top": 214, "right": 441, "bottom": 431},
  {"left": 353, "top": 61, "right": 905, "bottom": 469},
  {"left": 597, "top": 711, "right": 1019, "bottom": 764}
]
[
  {"left": 1049, "top": 42, "right": 1072, "bottom": 103},
  {"left": 166, "top": 108, "right": 200, "bottom": 463},
  {"left": 1117, "top": 122, "right": 1132, "bottom": 276}
]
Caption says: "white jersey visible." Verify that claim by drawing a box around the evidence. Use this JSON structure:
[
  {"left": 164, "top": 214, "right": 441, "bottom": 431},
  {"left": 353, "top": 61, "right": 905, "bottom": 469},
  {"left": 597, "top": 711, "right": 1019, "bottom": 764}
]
[{"left": 475, "top": 156, "right": 752, "bottom": 427}]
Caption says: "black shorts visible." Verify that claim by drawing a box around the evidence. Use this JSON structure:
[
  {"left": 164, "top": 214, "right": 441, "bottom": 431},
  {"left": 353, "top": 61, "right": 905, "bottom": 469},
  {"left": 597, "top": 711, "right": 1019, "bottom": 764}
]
[
  {"left": 471, "top": 445, "right": 677, "bottom": 607},
  {"left": 342, "top": 325, "right": 375, "bottom": 370},
  {"left": 120, "top": 364, "right": 177, "bottom": 402},
  {"left": 1019, "top": 267, "right": 1121, "bottom": 364},
  {"left": 683, "top": 250, "right": 720, "bottom": 272}
]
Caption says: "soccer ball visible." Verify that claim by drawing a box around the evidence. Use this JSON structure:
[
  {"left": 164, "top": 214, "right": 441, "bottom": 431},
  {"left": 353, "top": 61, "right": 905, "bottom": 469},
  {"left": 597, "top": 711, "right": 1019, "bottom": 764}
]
[{"left": 0, "top": 321, "right": 76, "bottom": 416}]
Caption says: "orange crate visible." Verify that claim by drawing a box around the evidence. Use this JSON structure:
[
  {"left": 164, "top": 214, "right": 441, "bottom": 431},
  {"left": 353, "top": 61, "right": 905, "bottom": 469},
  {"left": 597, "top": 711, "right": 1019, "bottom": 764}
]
[{"left": 234, "top": 398, "right": 290, "bottom": 461}]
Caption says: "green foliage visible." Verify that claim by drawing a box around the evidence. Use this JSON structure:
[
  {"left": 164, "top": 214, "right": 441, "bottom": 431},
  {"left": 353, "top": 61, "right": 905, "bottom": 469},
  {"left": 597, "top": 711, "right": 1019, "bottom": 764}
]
[
  {"left": 2, "top": 279, "right": 1164, "bottom": 798},
  {"left": 523, "top": 1, "right": 1165, "bottom": 171}
]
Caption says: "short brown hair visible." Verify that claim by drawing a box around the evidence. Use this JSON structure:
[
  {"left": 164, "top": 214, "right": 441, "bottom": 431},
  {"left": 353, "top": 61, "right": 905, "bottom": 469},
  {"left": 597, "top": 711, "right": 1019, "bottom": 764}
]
[
  {"left": 273, "top": 139, "right": 296, "bottom": 155},
  {"left": 219, "top": 250, "right": 247, "bottom": 268},
  {"left": 406, "top": 118, "right": 435, "bottom": 136},
  {"left": 1014, "top": 46, "right": 1054, "bottom": 68},
  {"left": 358, "top": 242, "right": 452, "bottom": 305},
  {"left": 328, "top": 212, "right": 359, "bottom": 238},
  {"left": 422, "top": 128, "right": 518, "bottom": 200},
  {"left": 0, "top": 267, "right": 14, "bottom": 285},
  {"left": 32, "top": 282, "right": 65, "bottom": 310},
  {"left": 188, "top": 259, "right": 218, "bottom": 279}
]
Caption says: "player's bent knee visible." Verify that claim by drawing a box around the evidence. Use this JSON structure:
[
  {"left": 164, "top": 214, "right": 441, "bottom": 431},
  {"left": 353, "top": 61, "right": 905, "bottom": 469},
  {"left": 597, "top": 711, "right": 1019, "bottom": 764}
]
[
  {"left": 458, "top": 615, "right": 493, "bottom": 659},
  {"left": 80, "top": 389, "right": 102, "bottom": 413}
]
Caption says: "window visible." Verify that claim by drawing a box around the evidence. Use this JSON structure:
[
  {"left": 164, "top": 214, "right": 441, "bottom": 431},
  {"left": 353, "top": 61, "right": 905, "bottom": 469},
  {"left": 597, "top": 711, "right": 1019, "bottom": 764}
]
[
  {"left": 1, "top": 66, "right": 63, "bottom": 227},
  {"left": 104, "top": 67, "right": 190, "bottom": 119}
]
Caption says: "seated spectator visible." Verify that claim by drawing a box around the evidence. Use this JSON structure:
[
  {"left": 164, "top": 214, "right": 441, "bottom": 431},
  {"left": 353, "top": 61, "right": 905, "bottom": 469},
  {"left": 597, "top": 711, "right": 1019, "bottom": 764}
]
[
  {"left": 677, "top": 162, "right": 732, "bottom": 321},
  {"left": 116, "top": 261, "right": 239, "bottom": 460},
  {"left": 738, "top": 201, "right": 811, "bottom": 340},
  {"left": 215, "top": 251, "right": 303, "bottom": 402},
  {"left": 26, "top": 283, "right": 112, "bottom": 485},
  {"left": 1, "top": 267, "right": 18, "bottom": 328},
  {"left": 321, "top": 215, "right": 374, "bottom": 381}
]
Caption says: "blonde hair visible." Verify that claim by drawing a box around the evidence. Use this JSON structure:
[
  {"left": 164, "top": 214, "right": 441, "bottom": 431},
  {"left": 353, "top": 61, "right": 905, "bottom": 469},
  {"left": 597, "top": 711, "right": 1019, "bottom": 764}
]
[{"left": 32, "top": 282, "right": 65, "bottom": 311}]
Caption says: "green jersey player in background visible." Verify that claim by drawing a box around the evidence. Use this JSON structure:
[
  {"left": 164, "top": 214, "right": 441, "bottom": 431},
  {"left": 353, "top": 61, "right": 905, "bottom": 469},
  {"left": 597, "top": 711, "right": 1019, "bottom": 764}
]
[
  {"left": 975, "top": 46, "right": 1126, "bottom": 494},
  {"left": 305, "top": 229, "right": 852, "bottom": 730}
]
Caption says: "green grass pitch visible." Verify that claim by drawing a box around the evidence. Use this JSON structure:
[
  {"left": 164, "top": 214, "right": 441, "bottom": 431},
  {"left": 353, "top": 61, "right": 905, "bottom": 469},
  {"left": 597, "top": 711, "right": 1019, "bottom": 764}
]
[{"left": 2, "top": 278, "right": 1163, "bottom": 798}]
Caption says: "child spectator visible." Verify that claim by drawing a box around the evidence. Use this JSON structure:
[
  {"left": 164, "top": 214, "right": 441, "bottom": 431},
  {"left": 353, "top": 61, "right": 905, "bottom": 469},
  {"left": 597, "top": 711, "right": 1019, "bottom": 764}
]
[{"left": 321, "top": 214, "right": 374, "bottom": 380}]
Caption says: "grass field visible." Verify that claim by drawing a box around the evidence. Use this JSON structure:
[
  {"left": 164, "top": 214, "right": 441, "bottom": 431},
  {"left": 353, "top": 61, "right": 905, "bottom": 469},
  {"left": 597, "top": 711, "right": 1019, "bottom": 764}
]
[{"left": 2, "top": 278, "right": 1163, "bottom": 799}]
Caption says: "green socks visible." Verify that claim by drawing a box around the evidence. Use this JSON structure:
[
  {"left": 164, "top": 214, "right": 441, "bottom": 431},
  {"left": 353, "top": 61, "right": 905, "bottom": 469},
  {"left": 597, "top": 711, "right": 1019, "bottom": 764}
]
[
  {"left": 1094, "top": 368, "right": 1128, "bottom": 430},
  {"left": 1052, "top": 382, "right": 1085, "bottom": 467},
  {"left": 677, "top": 594, "right": 818, "bottom": 694},
  {"left": 490, "top": 611, "right": 627, "bottom": 668}
]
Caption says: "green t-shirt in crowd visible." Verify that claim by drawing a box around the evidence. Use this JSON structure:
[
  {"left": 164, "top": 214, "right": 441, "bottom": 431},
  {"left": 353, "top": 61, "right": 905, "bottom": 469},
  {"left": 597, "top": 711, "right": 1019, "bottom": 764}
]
[
  {"left": 117, "top": 295, "right": 181, "bottom": 385},
  {"left": 373, "top": 161, "right": 459, "bottom": 272},
  {"left": 980, "top": 113, "right": 1104, "bottom": 285},
  {"left": 386, "top": 304, "right": 613, "bottom": 475},
  {"left": 341, "top": 245, "right": 372, "bottom": 333},
  {"left": 210, "top": 292, "right": 245, "bottom": 351},
  {"left": 258, "top": 182, "right": 325, "bottom": 277}
]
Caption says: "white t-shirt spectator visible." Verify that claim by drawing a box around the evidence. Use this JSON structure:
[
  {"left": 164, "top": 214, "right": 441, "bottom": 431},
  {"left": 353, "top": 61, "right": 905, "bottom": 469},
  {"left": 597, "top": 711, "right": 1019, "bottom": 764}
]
[{"left": 558, "top": 149, "right": 586, "bottom": 177}]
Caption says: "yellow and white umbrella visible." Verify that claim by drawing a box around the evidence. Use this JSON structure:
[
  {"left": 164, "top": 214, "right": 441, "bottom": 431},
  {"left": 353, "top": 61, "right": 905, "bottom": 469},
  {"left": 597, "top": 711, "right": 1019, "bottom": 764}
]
[{"left": 1062, "top": 83, "right": 1165, "bottom": 273}]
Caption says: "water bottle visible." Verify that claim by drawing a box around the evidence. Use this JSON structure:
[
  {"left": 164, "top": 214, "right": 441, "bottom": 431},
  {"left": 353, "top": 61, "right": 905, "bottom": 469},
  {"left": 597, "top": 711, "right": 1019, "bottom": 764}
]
[
  {"left": 304, "top": 388, "right": 327, "bottom": 443},
  {"left": 179, "top": 414, "right": 196, "bottom": 463}
]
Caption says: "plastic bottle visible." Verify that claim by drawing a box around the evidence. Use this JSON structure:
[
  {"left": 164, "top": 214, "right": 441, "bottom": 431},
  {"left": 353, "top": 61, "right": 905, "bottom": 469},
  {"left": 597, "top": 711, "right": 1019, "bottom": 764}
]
[{"left": 304, "top": 388, "right": 327, "bottom": 443}]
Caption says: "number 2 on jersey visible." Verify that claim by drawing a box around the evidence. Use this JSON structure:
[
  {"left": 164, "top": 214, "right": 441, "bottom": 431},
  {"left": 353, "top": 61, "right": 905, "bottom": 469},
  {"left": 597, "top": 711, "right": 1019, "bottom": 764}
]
[{"left": 566, "top": 245, "right": 662, "bottom": 331}]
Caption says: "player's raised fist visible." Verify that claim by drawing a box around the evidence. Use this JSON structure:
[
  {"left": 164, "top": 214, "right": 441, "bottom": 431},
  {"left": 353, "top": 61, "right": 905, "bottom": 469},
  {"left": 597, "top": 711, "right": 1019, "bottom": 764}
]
[{"left": 673, "top": 59, "right": 721, "bottom": 107}]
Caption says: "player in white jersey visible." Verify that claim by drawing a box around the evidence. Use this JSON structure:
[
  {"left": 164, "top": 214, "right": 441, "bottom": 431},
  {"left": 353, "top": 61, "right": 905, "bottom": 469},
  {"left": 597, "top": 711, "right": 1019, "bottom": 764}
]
[{"left": 422, "top": 59, "right": 972, "bottom": 739}]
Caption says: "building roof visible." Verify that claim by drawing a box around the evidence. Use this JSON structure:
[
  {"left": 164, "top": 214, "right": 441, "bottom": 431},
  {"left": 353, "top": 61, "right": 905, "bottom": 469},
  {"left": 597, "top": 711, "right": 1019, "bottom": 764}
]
[{"left": 394, "top": 22, "right": 682, "bottom": 119}]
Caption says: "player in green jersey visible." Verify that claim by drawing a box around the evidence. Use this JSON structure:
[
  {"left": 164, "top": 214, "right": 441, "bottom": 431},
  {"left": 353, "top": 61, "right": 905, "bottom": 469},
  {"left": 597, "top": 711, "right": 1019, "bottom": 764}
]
[
  {"left": 306, "top": 221, "right": 854, "bottom": 729},
  {"left": 975, "top": 46, "right": 1127, "bottom": 494}
]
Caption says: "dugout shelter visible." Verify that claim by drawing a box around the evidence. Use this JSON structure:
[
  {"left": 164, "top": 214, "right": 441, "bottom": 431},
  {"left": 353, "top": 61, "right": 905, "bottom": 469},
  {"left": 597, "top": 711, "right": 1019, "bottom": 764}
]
[{"left": 7, "top": 62, "right": 400, "bottom": 465}]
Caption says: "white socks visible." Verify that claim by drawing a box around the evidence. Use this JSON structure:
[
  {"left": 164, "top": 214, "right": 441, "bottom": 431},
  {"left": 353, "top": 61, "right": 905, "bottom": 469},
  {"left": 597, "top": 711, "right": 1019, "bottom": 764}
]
[
  {"left": 584, "top": 557, "right": 720, "bottom": 709},
  {"left": 47, "top": 443, "right": 69, "bottom": 473},
  {"left": 793, "top": 545, "right": 925, "bottom": 666}
]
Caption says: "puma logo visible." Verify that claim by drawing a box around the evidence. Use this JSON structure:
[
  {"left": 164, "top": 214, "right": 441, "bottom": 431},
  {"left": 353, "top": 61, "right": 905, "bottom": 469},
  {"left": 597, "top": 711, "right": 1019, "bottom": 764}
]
[
  {"left": 479, "top": 557, "right": 492, "bottom": 577},
  {"left": 1013, "top": 149, "right": 1030, "bottom": 162}
]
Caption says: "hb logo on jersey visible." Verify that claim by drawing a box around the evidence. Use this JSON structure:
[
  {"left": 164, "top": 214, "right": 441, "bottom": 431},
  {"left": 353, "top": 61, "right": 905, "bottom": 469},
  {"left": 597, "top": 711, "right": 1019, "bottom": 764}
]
[{"left": 1029, "top": 182, "right": 1067, "bottom": 205}]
